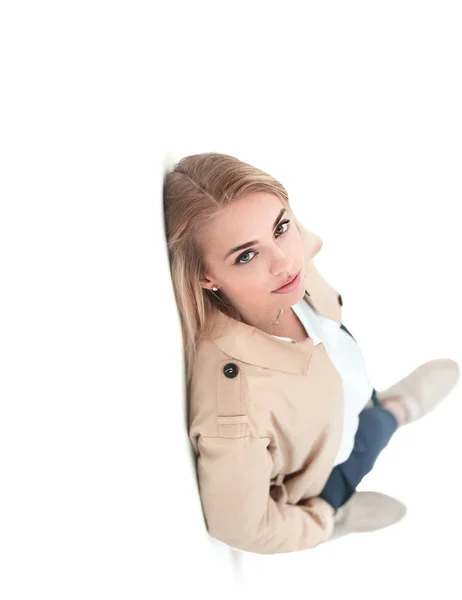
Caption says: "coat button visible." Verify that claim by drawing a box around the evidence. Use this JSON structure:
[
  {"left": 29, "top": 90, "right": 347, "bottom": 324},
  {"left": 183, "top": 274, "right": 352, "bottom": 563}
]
[
  {"left": 223, "top": 363, "right": 239, "bottom": 378},
  {"left": 338, "top": 293, "right": 343, "bottom": 306}
]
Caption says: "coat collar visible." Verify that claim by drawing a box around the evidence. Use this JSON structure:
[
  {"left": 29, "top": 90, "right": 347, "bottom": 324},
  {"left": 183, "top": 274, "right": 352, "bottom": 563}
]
[
  {"left": 209, "top": 292, "right": 317, "bottom": 375},
  {"left": 206, "top": 217, "right": 342, "bottom": 375}
]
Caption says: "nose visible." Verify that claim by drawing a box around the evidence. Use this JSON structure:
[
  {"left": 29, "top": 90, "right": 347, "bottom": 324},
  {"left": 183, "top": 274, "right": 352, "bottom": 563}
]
[{"left": 270, "top": 247, "right": 294, "bottom": 276}]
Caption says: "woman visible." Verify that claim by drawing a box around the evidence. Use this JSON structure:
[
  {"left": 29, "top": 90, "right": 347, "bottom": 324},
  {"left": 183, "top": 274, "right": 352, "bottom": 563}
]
[{"left": 163, "top": 152, "right": 460, "bottom": 554}]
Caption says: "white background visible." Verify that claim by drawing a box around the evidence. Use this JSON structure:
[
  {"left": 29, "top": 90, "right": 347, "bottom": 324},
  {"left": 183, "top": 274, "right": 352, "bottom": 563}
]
[{"left": 1, "top": 1, "right": 461, "bottom": 598}]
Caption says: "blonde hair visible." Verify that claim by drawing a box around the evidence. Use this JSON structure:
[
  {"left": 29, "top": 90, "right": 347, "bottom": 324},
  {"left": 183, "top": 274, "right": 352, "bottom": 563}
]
[{"left": 163, "top": 152, "right": 293, "bottom": 384}]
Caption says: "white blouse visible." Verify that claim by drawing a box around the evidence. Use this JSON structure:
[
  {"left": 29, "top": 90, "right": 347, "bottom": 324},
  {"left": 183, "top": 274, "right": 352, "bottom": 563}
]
[{"left": 271, "top": 296, "right": 373, "bottom": 466}]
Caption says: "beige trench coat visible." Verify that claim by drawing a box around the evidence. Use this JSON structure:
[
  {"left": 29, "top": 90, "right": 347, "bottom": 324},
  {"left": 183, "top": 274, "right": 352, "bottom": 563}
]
[{"left": 189, "top": 215, "right": 350, "bottom": 554}]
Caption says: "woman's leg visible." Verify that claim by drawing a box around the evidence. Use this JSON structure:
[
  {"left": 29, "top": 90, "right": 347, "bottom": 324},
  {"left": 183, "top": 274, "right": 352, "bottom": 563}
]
[{"left": 318, "top": 388, "right": 399, "bottom": 513}]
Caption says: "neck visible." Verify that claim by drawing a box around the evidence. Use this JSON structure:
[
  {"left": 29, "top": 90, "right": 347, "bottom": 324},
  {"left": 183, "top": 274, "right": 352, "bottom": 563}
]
[{"left": 240, "top": 305, "right": 295, "bottom": 334}]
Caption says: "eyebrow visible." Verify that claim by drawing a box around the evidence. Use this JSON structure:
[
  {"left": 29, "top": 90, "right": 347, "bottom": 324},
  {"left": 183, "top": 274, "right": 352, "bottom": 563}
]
[{"left": 223, "top": 208, "right": 287, "bottom": 261}]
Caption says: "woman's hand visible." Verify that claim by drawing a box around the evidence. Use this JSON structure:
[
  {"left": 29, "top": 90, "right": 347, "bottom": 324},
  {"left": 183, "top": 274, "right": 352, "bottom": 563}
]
[{"left": 300, "top": 496, "right": 336, "bottom": 541}]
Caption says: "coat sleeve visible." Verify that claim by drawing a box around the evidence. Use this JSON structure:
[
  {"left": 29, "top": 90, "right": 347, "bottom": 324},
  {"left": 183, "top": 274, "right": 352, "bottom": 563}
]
[{"left": 195, "top": 433, "right": 335, "bottom": 554}]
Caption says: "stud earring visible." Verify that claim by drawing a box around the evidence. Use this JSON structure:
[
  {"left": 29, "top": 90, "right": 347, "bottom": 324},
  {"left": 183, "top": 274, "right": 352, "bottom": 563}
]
[{"left": 212, "top": 286, "right": 218, "bottom": 291}]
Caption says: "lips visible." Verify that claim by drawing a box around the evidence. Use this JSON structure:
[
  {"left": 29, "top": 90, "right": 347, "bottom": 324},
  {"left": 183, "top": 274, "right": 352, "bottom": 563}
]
[{"left": 274, "top": 271, "right": 299, "bottom": 291}]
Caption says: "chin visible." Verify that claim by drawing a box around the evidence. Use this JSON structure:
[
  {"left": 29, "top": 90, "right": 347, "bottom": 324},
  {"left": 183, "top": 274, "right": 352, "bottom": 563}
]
[
  {"left": 275, "top": 287, "right": 305, "bottom": 309},
  {"left": 292, "top": 287, "right": 306, "bottom": 306}
]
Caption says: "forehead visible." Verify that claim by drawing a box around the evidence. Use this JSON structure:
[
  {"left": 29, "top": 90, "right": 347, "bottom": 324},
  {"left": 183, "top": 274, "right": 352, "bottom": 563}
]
[
  {"left": 208, "top": 191, "right": 284, "bottom": 234},
  {"left": 197, "top": 191, "right": 287, "bottom": 265}
]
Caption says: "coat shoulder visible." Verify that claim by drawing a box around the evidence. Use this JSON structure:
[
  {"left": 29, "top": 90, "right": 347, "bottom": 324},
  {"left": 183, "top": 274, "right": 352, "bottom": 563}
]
[{"left": 189, "top": 338, "right": 261, "bottom": 452}]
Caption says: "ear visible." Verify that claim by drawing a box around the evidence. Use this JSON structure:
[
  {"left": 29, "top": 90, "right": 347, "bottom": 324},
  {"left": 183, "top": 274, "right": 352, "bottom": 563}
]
[{"left": 199, "top": 274, "right": 215, "bottom": 291}]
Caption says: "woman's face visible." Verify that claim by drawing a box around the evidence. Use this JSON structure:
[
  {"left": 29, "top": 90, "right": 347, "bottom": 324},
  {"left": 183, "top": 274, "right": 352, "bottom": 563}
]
[{"left": 198, "top": 191, "right": 306, "bottom": 322}]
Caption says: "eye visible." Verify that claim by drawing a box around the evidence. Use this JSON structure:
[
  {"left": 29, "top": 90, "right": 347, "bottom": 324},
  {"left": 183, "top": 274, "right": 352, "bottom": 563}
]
[
  {"left": 275, "top": 219, "right": 290, "bottom": 235},
  {"left": 235, "top": 219, "right": 291, "bottom": 265},
  {"left": 235, "top": 250, "right": 256, "bottom": 265}
]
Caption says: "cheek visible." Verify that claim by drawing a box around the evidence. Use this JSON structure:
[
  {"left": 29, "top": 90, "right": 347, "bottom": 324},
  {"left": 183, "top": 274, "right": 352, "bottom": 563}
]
[
  {"left": 228, "top": 266, "right": 269, "bottom": 297},
  {"left": 290, "top": 233, "right": 304, "bottom": 265}
]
